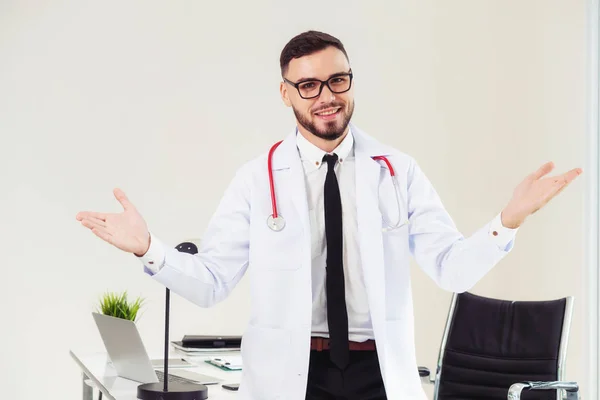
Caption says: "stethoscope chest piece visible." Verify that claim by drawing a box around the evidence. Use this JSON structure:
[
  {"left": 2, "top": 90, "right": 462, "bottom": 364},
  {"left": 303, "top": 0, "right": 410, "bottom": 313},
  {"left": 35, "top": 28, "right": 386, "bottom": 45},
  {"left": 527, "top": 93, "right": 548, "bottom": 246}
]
[{"left": 267, "top": 214, "right": 286, "bottom": 231}]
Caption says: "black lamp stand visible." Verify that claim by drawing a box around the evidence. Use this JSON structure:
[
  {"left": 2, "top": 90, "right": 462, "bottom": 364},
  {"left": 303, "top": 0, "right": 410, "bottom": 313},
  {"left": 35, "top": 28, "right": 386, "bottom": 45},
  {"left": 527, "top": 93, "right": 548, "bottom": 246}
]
[{"left": 137, "top": 242, "right": 208, "bottom": 400}]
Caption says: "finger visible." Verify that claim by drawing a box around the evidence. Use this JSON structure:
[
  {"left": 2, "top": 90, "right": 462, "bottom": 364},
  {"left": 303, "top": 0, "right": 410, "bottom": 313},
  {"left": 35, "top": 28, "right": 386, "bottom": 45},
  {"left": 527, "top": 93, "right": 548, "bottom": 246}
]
[
  {"left": 544, "top": 173, "right": 577, "bottom": 202},
  {"left": 91, "top": 226, "right": 113, "bottom": 245},
  {"left": 88, "top": 215, "right": 107, "bottom": 228},
  {"left": 562, "top": 167, "right": 583, "bottom": 184},
  {"left": 81, "top": 218, "right": 107, "bottom": 232},
  {"left": 81, "top": 219, "right": 113, "bottom": 243},
  {"left": 555, "top": 182, "right": 569, "bottom": 197},
  {"left": 113, "top": 188, "right": 133, "bottom": 211},
  {"left": 546, "top": 181, "right": 571, "bottom": 204},
  {"left": 531, "top": 161, "right": 555, "bottom": 180},
  {"left": 76, "top": 211, "right": 108, "bottom": 222},
  {"left": 547, "top": 168, "right": 582, "bottom": 188}
]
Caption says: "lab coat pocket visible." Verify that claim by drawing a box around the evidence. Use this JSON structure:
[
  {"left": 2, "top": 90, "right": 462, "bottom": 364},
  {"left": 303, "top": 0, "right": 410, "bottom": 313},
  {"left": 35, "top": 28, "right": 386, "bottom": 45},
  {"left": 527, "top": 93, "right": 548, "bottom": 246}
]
[
  {"left": 381, "top": 218, "right": 410, "bottom": 263},
  {"left": 241, "top": 325, "right": 290, "bottom": 399},
  {"left": 378, "top": 177, "right": 408, "bottom": 233},
  {"left": 379, "top": 172, "right": 409, "bottom": 248},
  {"left": 380, "top": 181, "right": 409, "bottom": 239},
  {"left": 381, "top": 221, "right": 409, "bottom": 244}
]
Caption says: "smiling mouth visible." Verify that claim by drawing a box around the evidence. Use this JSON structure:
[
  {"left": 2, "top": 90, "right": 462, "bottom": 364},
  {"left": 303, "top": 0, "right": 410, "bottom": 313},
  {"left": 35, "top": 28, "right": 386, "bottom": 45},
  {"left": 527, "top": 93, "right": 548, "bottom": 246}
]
[{"left": 314, "top": 107, "right": 341, "bottom": 118}]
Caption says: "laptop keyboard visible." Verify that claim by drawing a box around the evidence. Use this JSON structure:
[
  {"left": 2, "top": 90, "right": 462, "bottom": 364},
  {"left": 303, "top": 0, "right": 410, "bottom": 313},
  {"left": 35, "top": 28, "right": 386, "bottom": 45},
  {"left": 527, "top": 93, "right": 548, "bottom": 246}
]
[{"left": 155, "top": 370, "right": 194, "bottom": 384}]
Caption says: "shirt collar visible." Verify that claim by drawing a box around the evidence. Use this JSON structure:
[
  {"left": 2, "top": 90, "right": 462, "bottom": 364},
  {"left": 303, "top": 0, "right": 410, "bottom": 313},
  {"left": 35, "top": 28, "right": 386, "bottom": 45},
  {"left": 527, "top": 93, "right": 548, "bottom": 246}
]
[{"left": 296, "top": 127, "right": 354, "bottom": 169}]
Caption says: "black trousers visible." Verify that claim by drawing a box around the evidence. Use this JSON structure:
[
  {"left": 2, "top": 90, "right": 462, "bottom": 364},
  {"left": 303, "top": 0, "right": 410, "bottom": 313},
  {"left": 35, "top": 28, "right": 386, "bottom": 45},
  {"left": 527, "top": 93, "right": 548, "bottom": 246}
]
[{"left": 305, "top": 350, "right": 387, "bottom": 400}]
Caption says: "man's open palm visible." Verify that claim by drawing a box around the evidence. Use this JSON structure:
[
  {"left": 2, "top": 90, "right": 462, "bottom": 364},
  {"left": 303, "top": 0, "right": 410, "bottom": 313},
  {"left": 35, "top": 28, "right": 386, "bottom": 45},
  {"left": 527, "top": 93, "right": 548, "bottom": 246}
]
[
  {"left": 502, "top": 162, "right": 583, "bottom": 228},
  {"left": 76, "top": 188, "right": 150, "bottom": 256}
]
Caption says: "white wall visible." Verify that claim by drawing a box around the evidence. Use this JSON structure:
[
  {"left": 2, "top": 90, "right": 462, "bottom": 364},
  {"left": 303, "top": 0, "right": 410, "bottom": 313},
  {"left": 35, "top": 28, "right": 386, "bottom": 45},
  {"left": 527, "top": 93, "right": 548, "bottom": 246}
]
[{"left": 0, "top": 0, "right": 589, "bottom": 398}]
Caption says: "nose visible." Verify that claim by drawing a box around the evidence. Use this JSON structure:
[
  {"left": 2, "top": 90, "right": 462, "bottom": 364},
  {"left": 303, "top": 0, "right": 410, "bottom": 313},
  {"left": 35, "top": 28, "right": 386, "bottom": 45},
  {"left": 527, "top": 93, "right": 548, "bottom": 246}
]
[{"left": 318, "top": 82, "right": 336, "bottom": 102}]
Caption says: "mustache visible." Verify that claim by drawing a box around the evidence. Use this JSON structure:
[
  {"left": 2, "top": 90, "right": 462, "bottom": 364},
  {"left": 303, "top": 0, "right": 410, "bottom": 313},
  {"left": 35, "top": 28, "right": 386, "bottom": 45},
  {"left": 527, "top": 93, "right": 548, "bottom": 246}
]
[{"left": 312, "top": 103, "right": 345, "bottom": 113}]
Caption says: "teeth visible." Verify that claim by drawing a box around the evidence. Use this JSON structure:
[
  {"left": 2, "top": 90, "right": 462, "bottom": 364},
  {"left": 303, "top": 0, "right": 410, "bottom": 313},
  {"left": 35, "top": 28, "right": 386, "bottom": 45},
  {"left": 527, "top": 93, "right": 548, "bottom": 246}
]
[{"left": 317, "top": 109, "right": 338, "bottom": 116}]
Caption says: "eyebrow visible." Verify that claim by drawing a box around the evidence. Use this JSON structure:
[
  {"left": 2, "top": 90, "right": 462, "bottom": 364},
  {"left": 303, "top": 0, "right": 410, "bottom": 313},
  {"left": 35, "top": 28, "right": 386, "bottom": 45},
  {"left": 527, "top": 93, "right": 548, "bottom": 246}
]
[{"left": 294, "top": 70, "right": 351, "bottom": 83}]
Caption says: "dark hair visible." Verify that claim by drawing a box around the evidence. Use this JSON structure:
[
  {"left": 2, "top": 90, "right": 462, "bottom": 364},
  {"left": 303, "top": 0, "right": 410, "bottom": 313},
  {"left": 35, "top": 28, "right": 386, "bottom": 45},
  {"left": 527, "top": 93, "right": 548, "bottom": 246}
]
[{"left": 280, "top": 30, "right": 349, "bottom": 76}]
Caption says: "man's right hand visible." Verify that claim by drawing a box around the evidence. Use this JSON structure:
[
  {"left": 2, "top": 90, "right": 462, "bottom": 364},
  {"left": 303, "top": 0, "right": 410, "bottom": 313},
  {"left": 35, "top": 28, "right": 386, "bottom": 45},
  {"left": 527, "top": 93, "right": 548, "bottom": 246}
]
[{"left": 76, "top": 188, "right": 151, "bottom": 256}]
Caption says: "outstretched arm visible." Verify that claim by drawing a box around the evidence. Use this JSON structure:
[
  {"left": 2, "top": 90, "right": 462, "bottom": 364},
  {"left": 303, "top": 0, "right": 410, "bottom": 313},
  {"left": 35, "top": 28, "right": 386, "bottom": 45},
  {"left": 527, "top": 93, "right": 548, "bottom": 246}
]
[
  {"left": 407, "top": 159, "right": 581, "bottom": 292},
  {"left": 76, "top": 167, "right": 253, "bottom": 307}
]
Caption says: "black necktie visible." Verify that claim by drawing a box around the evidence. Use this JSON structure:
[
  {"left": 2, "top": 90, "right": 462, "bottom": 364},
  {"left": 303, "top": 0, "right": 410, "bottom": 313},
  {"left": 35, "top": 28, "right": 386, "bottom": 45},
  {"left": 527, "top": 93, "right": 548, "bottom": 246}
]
[{"left": 322, "top": 153, "right": 349, "bottom": 369}]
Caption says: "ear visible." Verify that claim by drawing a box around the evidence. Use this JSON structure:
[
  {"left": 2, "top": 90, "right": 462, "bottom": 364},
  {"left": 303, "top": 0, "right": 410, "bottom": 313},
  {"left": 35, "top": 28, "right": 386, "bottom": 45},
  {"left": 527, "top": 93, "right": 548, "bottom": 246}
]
[{"left": 280, "top": 81, "right": 292, "bottom": 107}]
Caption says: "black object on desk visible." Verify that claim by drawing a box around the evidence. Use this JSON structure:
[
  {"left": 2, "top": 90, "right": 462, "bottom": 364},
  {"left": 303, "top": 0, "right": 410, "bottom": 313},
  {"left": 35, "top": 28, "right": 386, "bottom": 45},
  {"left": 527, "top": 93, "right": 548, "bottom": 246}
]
[
  {"left": 181, "top": 335, "right": 242, "bottom": 349},
  {"left": 137, "top": 242, "right": 208, "bottom": 400},
  {"left": 222, "top": 383, "right": 240, "bottom": 391}
]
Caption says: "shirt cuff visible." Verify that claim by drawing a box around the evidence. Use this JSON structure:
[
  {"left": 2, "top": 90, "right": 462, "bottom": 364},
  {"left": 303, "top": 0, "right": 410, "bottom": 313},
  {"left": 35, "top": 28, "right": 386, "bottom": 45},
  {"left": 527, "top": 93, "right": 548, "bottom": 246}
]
[
  {"left": 137, "top": 231, "right": 166, "bottom": 275},
  {"left": 489, "top": 213, "right": 519, "bottom": 251}
]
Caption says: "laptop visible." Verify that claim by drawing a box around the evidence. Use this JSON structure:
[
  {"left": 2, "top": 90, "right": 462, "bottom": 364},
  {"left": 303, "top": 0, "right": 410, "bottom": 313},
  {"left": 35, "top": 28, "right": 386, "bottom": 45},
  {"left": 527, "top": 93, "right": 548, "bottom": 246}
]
[{"left": 92, "top": 312, "right": 222, "bottom": 385}]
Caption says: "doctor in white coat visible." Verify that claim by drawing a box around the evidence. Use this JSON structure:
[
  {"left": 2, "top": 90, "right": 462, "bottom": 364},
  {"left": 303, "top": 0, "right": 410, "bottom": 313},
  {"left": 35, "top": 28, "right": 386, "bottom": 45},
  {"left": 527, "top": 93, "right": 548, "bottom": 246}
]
[{"left": 76, "top": 30, "right": 582, "bottom": 400}]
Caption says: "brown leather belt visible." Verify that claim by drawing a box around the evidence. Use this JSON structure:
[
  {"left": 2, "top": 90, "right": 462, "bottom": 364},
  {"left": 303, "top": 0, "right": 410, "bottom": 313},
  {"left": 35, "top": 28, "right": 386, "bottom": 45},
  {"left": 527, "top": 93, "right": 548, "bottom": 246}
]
[{"left": 310, "top": 337, "right": 376, "bottom": 351}]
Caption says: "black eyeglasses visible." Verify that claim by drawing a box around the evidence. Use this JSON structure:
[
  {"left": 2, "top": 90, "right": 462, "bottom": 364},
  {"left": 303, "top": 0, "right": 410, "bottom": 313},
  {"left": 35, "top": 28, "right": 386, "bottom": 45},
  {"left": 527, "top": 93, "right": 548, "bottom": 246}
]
[{"left": 283, "top": 70, "right": 353, "bottom": 99}]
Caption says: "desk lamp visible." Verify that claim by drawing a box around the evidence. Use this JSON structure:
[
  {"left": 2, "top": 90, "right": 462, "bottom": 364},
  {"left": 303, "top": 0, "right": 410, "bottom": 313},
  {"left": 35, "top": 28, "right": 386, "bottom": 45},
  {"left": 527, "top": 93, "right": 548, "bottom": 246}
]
[{"left": 137, "top": 241, "right": 208, "bottom": 400}]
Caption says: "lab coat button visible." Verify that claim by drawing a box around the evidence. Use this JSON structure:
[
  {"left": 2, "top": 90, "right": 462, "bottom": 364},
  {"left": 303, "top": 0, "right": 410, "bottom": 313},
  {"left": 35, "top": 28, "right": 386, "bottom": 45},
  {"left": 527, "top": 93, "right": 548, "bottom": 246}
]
[{"left": 492, "top": 231, "right": 498, "bottom": 236}]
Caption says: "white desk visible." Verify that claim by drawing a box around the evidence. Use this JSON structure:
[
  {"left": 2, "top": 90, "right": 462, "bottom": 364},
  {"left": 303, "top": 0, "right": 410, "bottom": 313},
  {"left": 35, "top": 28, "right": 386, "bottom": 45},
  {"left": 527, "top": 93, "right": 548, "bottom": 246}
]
[{"left": 70, "top": 349, "right": 241, "bottom": 400}]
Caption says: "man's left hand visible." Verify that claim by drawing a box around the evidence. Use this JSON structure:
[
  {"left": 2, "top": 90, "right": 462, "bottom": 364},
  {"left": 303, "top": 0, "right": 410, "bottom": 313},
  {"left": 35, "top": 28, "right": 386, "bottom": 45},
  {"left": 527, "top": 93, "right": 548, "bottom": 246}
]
[{"left": 501, "top": 161, "right": 583, "bottom": 229}]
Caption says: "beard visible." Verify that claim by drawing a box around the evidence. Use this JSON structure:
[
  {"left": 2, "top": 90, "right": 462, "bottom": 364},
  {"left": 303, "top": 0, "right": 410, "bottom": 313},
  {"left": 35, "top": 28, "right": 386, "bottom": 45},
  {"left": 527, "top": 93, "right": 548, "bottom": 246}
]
[{"left": 293, "top": 100, "right": 355, "bottom": 141}]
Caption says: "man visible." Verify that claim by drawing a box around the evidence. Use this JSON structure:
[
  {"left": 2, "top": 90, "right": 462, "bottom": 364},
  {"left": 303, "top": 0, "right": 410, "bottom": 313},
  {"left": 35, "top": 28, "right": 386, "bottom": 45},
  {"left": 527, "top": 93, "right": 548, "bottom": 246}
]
[{"left": 76, "top": 31, "right": 582, "bottom": 399}]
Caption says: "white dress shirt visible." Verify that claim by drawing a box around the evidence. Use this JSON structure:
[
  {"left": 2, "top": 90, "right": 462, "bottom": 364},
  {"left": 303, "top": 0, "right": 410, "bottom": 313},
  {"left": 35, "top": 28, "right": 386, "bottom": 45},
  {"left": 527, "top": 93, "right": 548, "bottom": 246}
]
[
  {"left": 139, "top": 127, "right": 518, "bottom": 342},
  {"left": 295, "top": 130, "right": 375, "bottom": 341}
]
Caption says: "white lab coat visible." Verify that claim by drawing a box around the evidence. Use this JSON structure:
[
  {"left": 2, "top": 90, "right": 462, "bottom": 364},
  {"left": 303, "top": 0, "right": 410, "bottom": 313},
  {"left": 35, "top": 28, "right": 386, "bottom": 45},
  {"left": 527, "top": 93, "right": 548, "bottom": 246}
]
[{"left": 150, "top": 124, "right": 515, "bottom": 399}]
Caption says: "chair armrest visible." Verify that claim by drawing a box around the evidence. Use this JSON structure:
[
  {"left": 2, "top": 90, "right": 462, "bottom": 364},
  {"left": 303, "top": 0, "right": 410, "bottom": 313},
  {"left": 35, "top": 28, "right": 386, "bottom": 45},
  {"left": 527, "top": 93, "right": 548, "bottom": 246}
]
[
  {"left": 418, "top": 366, "right": 435, "bottom": 384},
  {"left": 508, "top": 381, "right": 579, "bottom": 400}
]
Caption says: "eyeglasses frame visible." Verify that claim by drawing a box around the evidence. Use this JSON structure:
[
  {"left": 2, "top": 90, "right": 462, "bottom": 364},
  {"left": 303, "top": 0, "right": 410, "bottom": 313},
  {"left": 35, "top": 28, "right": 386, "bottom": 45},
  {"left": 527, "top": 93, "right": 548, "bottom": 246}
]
[{"left": 283, "top": 70, "right": 354, "bottom": 99}]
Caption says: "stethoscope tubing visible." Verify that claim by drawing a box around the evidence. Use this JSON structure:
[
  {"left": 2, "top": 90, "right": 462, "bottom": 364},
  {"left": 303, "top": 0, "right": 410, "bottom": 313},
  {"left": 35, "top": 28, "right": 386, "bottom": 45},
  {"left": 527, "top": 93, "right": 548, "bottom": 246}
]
[
  {"left": 266, "top": 140, "right": 407, "bottom": 231},
  {"left": 268, "top": 140, "right": 284, "bottom": 219}
]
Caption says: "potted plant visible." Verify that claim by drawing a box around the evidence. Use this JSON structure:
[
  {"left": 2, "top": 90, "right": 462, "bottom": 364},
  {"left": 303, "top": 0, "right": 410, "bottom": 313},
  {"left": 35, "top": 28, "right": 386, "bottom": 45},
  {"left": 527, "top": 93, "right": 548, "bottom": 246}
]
[{"left": 97, "top": 291, "right": 144, "bottom": 322}]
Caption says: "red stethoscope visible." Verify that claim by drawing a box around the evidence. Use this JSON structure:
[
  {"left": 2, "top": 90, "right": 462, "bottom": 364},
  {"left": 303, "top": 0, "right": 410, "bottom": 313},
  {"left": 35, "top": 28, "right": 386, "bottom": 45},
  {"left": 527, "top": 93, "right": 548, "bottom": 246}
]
[{"left": 266, "top": 140, "right": 408, "bottom": 232}]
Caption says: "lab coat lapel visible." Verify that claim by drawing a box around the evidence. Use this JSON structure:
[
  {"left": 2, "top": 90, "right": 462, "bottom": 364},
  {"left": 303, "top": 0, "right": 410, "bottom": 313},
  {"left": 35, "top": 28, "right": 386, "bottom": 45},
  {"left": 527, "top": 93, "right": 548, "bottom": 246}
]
[
  {"left": 352, "top": 125, "right": 388, "bottom": 351},
  {"left": 270, "top": 130, "right": 311, "bottom": 254}
]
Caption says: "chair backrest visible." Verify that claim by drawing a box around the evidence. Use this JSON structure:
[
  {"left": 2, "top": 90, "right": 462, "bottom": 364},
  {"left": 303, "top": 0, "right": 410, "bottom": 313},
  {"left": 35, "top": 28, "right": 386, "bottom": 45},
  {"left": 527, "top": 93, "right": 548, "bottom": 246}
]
[{"left": 433, "top": 292, "right": 573, "bottom": 400}]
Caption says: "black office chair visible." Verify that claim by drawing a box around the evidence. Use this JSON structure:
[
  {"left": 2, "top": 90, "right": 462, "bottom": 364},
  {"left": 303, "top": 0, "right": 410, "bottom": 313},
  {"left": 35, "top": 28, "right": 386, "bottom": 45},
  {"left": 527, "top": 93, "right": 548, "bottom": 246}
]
[{"left": 419, "top": 292, "right": 580, "bottom": 400}]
